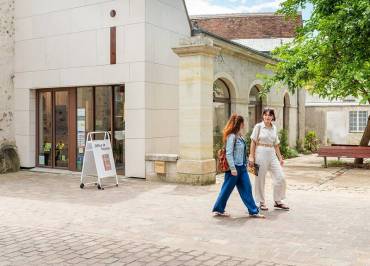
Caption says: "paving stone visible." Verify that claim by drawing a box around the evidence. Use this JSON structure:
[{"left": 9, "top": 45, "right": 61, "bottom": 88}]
[{"left": 0, "top": 163, "right": 369, "bottom": 266}]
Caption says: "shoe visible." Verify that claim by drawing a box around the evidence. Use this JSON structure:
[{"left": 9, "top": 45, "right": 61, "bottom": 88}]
[
  {"left": 249, "top": 213, "right": 265, "bottom": 219},
  {"left": 213, "top": 211, "right": 230, "bottom": 217},
  {"left": 274, "top": 201, "right": 290, "bottom": 210},
  {"left": 259, "top": 203, "right": 269, "bottom": 211}
]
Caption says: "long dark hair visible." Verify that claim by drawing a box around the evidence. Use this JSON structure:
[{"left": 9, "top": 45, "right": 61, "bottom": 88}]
[{"left": 223, "top": 113, "right": 244, "bottom": 143}]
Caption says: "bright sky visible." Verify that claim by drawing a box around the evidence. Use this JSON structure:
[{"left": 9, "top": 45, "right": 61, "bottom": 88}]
[{"left": 185, "top": 0, "right": 313, "bottom": 21}]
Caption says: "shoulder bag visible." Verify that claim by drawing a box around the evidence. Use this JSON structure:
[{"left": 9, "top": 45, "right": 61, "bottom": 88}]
[
  {"left": 247, "top": 125, "right": 261, "bottom": 176},
  {"left": 217, "top": 135, "right": 237, "bottom": 173}
]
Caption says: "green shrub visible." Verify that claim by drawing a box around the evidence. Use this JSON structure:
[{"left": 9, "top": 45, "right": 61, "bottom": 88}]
[
  {"left": 279, "top": 129, "right": 289, "bottom": 156},
  {"left": 0, "top": 142, "right": 20, "bottom": 174},
  {"left": 304, "top": 131, "right": 320, "bottom": 152},
  {"left": 279, "top": 129, "right": 299, "bottom": 159},
  {"left": 245, "top": 130, "right": 252, "bottom": 156}
]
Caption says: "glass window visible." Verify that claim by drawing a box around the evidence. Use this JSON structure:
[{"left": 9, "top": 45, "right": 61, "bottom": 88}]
[
  {"left": 54, "top": 91, "right": 69, "bottom": 168},
  {"left": 76, "top": 87, "right": 94, "bottom": 171},
  {"left": 113, "top": 85, "right": 125, "bottom": 174},
  {"left": 95, "top": 86, "right": 112, "bottom": 133},
  {"left": 38, "top": 92, "right": 52, "bottom": 167},
  {"left": 349, "top": 111, "right": 368, "bottom": 132}
]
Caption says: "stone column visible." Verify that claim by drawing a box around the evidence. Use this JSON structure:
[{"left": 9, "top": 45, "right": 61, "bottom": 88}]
[
  {"left": 172, "top": 37, "right": 220, "bottom": 185},
  {"left": 297, "top": 89, "right": 306, "bottom": 148}
]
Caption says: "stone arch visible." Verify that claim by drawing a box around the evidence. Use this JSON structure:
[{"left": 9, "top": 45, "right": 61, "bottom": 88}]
[
  {"left": 214, "top": 72, "right": 238, "bottom": 99},
  {"left": 248, "top": 82, "right": 266, "bottom": 131},
  {"left": 212, "top": 75, "right": 236, "bottom": 160}
]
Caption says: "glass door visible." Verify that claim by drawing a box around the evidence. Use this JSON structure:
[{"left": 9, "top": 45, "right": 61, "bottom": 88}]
[
  {"left": 38, "top": 92, "right": 53, "bottom": 167},
  {"left": 54, "top": 91, "right": 69, "bottom": 168},
  {"left": 75, "top": 85, "right": 125, "bottom": 174},
  {"left": 37, "top": 89, "right": 75, "bottom": 170},
  {"left": 113, "top": 85, "right": 125, "bottom": 174}
]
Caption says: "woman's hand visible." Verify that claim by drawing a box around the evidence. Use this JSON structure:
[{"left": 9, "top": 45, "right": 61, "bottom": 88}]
[
  {"left": 231, "top": 170, "right": 237, "bottom": 176},
  {"left": 279, "top": 158, "right": 284, "bottom": 166},
  {"left": 248, "top": 157, "right": 255, "bottom": 167}
]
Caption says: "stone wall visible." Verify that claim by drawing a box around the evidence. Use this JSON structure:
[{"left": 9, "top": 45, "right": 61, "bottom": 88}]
[
  {"left": 0, "top": 0, "right": 15, "bottom": 143},
  {"left": 306, "top": 105, "right": 370, "bottom": 145}
]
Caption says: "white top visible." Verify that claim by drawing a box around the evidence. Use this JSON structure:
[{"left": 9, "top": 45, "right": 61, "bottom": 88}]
[{"left": 250, "top": 122, "right": 280, "bottom": 146}]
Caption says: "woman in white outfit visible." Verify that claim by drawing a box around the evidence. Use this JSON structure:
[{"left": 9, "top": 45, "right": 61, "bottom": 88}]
[{"left": 248, "top": 108, "right": 289, "bottom": 211}]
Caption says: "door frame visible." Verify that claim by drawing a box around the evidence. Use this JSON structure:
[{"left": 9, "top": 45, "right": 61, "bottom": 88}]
[
  {"left": 36, "top": 85, "right": 125, "bottom": 173},
  {"left": 35, "top": 88, "right": 77, "bottom": 170}
]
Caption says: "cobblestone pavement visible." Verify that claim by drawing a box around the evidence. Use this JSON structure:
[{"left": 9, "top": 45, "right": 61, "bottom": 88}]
[
  {"left": 0, "top": 226, "right": 291, "bottom": 266},
  {"left": 0, "top": 155, "right": 369, "bottom": 266}
]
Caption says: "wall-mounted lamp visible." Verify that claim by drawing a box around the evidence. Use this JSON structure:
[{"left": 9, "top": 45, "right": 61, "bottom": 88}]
[{"left": 110, "top": 9, "right": 116, "bottom": 18}]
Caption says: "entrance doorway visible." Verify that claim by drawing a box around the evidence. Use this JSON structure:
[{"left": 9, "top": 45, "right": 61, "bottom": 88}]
[
  {"left": 36, "top": 85, "right": 125, "bottom": 174},
  {"left": 36, "top": 89, "right": 76, "bottom": 169}
]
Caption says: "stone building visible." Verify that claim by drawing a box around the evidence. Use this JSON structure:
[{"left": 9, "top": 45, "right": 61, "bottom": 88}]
[
  {"left": 306, "top": 95, "right": 370, "bottom": 145},
  {"left": 0, "top": 0, "right": 305, "bottom": 184}
]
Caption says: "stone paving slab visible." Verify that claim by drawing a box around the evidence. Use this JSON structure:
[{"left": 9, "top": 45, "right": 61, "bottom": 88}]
[
  {"left": 0, "top": 225, "right": 290, "bottom": 266},
  {"left": 0, "top": 155, "right": 369, "bottom": 265}
]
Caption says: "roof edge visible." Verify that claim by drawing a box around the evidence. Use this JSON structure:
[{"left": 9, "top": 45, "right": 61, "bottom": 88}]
[
  {"left": 182, "top": 0, "right": 193, "bottom": 32},
  {"left": 190, "top": 12, "right": 302, "bottom": 19},
  {"left": 192, "top": 28, "right": 278, "bottom": 63}
]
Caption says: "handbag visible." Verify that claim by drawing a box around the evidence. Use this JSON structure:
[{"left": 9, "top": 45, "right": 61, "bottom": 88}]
[
  {"left": 217, "top": 137, "right": 236, "bottom": 173},
  {"left": 247, "top": 125, "right": 261, "bottom": 176}
]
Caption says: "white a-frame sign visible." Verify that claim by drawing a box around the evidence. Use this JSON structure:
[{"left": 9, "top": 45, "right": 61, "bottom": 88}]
[{"left": 80, "top": 132, "right": 118, "bottom": 190}]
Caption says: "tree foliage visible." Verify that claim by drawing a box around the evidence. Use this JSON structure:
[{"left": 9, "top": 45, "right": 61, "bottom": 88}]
[{"left": 262, "top": 0, "right": 370, "bottom": 104}]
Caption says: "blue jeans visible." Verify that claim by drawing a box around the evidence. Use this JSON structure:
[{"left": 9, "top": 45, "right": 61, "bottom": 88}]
[{"left": 213, "top": 165, "right": 259, "bottom": 215}]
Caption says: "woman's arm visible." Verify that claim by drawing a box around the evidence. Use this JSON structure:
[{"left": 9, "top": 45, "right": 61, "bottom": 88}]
[
  {"left": 248, "top": 125, "right": 258, "bottom": 165},
  {"left": 225, "top": 134, "right": 237, "bottom": 175},
  {"left": 248, "top": 140, "right": 256, "bottom": 165},
  {"left": 274, "top": 144, "right": 284, "bottom": 166}
]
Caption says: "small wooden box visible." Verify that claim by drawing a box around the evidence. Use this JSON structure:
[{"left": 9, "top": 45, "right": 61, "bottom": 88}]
[{"left": 154, "top": 161, "right": 166, "bottom": 174}]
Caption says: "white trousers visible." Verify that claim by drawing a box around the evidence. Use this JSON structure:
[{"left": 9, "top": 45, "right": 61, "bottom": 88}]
[{"left": 254, "top": 146, "right": 286, "bottom": 203}]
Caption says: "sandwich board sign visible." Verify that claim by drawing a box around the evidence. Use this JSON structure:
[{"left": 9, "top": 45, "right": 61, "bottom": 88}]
[{"left": 80, "top": 131, "right": 118, "bottom": 190}]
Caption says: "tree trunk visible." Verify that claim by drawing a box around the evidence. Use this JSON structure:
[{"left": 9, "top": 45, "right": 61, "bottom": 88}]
[{"left": 354, "top": 115, "right": 370, "bottom": 164}]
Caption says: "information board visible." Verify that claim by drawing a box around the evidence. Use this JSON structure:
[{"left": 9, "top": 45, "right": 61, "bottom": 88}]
[{"left": 80, "top": 132, "right": 118, "bottom": 190}]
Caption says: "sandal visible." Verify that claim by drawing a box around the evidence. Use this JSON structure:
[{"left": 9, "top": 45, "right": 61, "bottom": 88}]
[
  {"left": 259, "top": 203, "right": 269, "bottom": 211},
  {"left": 249, "top": 213, "right": 265, "bottom": 219},
  {"left": 213, "top": 211, "right": 230, "bottom": 217},
  {"left": 274, "top": 201, "right": 290, "bottom": 210}
]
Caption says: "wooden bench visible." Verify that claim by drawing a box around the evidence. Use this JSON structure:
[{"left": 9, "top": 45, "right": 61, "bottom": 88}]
[{"left": 318, "top": 145, "right": 370, "bottom": 167}]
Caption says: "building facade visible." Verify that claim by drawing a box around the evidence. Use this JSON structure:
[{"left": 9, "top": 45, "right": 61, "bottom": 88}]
[
  {"left": 1, "top": 0, "right": 305, "bottom": 184},
  {"left": 306, "top": 94, "right": 370, "bottom": 145}
]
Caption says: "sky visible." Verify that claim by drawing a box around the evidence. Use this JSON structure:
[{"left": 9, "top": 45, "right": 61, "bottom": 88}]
[{"left": 184, "top": 0, "right": 313, "bottom": 21}]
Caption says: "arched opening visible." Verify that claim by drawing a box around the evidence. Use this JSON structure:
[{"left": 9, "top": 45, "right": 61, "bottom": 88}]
[
  {"left": 283, "top": 93, "right": 290, "bottom": 130},
  {"left": 213, "top": 79, "right": 231, "bottom": 158},
  {"left": 248, "top": 86, "right": 263, "bottom": 131}
]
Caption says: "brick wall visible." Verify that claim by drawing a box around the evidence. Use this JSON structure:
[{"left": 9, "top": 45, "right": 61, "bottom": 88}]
[{"left": 191, "top": 13, "right": 302, "bottom": 39}]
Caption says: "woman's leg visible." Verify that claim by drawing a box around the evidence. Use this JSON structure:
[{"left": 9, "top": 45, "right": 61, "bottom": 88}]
[
  {"left": 212, "top": 171, "right": 238, "bottom": 213},
  {"left": 270, "top": 156, "right": 287, "bottom": 202},
  {"left": 236, "top": 167, "right": 259, "bottom": 215},
  {"left": 254, "top": 149, "right": 269, "bottom": 205}
]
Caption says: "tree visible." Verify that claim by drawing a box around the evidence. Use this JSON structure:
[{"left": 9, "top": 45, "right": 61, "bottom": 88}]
[{"left": 262, "top": 0, "right": 370, "bottom": 163}]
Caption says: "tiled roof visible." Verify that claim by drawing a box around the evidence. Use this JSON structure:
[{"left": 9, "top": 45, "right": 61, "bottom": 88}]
[{"left": 191, "top": 13, "right": 302, "bottom": 39}]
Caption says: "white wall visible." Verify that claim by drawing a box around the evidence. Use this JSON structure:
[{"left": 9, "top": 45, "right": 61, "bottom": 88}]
[
  {"left": 233, "top": 38, "right": 293, "bottom": 52},
  {"left": 14, "top": 0, "right": 191, "bottom": 177},
  {"left": 124, "top": 0, "right": 191, "bottom": 177},
  {"left": 14, "top": 0, "right": 147, "bottom": 168}
]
